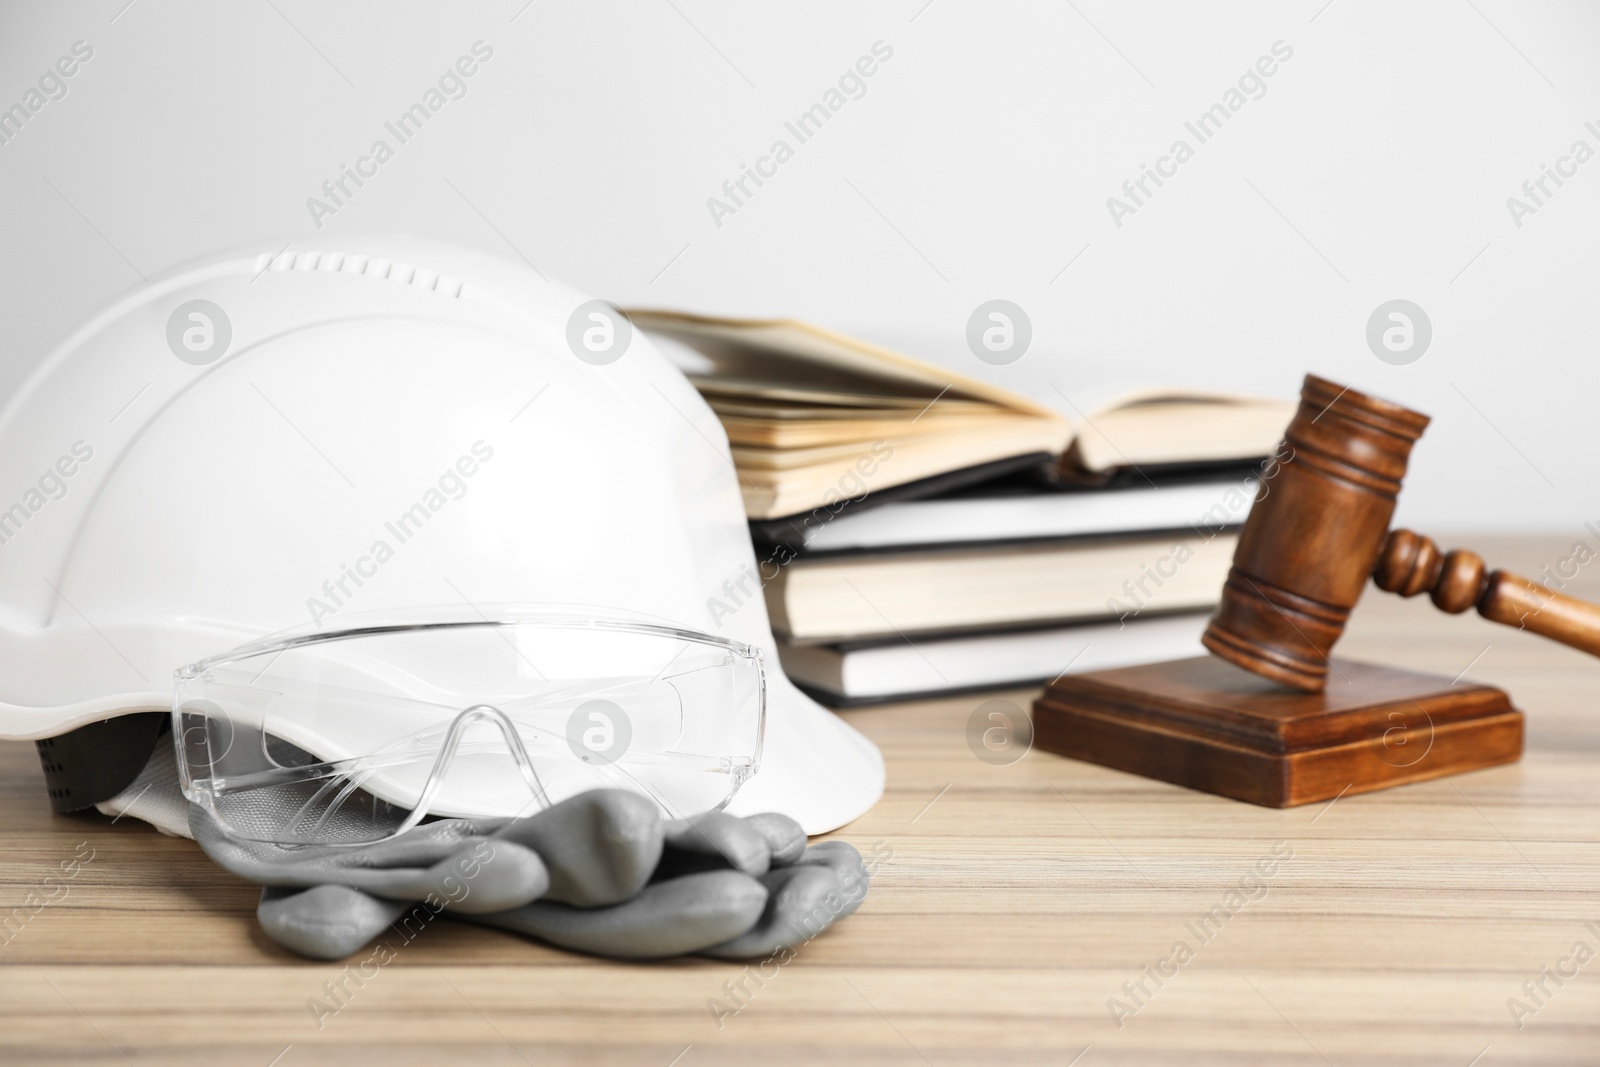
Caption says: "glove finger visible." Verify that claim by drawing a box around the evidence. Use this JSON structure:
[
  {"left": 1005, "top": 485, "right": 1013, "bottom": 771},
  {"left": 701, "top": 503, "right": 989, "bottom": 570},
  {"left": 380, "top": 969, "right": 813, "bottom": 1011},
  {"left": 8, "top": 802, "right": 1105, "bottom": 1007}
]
[
  {"left": 745, "top": 812, "right": 807, "bottom": 866},
  {"left": 699, "top": 864, "right": 848, "bottom": 960},
  {"left": 353, "top": 840, "right": 549, "bottom": 914},
  {"left": 792, "top": 840, "right": 870, "bottom": 919},
  {"left": 339, "top": 822, "right": 490, "bottom": 869},
  {"left": 659, "top": 811, "right": 770, "bottom": 877},
  {"left": 191, "top": 804, "right": 481, "bottom": 883},
  {"left": 192, "top": 797, "right": 549, "bottom": 911},
  {"left": 472, "top": 870, "right": 767, "bottom": 960},
  {"left": 257, "top": 885, "right": 409, "bottom": 961},
  {"left": 492, "top": 790, "right": 663, "bottom": 907}
]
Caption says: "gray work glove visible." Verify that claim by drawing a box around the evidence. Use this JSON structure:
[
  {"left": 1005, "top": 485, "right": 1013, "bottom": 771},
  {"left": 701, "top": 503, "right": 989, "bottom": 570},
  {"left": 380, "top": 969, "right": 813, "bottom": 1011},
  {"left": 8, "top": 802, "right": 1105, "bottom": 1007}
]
[
  {"left": 471, "top": 811, "right": 869, "bottom": 960},
  {"left": 195, "top": 789, "right": 869, "bottom": 961},
  {"left": 191, "top": 808, "right": 551, "bottom": 913}
]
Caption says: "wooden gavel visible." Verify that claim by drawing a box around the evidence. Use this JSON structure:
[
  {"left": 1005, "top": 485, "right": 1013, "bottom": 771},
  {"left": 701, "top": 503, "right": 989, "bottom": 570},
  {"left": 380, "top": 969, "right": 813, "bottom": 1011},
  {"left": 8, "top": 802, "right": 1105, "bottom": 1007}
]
[{"left": 1202, "top": 374, "right": 1600, "bottom": 691}]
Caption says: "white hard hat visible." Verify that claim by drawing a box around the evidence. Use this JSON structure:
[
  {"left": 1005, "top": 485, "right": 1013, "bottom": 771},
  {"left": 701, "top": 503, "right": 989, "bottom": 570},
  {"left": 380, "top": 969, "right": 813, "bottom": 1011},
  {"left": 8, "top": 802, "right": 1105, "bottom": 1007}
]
[{"left": 0, "top": 236, "right": 883, "bottom": 835}]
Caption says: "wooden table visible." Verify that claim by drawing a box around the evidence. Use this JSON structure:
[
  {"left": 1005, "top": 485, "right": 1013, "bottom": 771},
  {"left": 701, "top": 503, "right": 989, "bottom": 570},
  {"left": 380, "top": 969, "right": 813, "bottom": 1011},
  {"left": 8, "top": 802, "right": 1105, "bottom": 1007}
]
[{"left": 3, "top": 536, "right": 1598, "bottom": 1065}]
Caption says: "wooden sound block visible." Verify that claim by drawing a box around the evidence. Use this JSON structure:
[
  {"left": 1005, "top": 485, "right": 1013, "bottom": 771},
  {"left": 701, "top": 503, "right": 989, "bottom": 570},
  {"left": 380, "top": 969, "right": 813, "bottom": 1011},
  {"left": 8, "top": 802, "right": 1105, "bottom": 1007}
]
[{"left": 1031, "top": 656, "right": 1523, "bottom": 807}]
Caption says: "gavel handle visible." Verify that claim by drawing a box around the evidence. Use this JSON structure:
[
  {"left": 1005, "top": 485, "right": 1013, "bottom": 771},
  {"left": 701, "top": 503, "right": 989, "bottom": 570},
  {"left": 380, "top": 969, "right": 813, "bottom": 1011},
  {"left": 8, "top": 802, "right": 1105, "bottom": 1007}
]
[{"left": 1373, "top": 529, "right": 1600, "bottom": 657}]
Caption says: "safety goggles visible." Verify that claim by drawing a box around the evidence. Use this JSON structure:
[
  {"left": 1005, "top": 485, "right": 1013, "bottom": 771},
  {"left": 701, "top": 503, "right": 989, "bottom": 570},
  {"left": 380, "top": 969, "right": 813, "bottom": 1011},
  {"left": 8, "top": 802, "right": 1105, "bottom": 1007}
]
[{"left": 173, "top": 613, "right": 765, "bottom": 846}]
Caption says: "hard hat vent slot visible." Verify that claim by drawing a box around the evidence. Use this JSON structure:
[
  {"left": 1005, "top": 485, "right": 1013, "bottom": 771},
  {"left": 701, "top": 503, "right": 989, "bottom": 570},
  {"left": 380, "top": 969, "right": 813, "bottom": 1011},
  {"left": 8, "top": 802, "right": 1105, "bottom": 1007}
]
[{"left": 251, "top": 249, "right": 463, "bottom": 298}]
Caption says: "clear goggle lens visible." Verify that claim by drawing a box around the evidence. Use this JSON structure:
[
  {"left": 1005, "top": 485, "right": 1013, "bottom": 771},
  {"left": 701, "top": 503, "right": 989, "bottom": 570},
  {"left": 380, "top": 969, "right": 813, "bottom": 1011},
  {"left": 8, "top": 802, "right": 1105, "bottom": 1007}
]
[{"left": 173, "top": 618, "right": 765, "bottom": 845}]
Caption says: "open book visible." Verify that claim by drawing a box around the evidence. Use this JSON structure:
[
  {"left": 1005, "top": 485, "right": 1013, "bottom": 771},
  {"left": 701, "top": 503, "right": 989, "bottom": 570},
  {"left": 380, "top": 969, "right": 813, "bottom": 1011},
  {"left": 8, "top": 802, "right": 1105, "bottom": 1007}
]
[{"left": 628, "top": 311, "right": 1293, "bottom": 521}]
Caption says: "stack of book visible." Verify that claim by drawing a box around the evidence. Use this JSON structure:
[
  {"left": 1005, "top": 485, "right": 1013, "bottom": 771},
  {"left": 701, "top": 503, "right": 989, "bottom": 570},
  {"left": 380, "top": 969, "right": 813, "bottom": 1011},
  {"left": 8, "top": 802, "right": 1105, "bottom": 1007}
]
[{"left": 632, "top": 311, "right": 1293, "bottom": 706}]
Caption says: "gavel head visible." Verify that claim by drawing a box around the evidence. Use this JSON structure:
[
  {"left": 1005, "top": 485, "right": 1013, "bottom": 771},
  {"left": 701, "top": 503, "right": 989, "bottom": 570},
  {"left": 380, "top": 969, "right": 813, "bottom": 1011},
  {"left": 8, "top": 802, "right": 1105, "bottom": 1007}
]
[{"left": 1201, "top": 375, "right": 1431, "bottom": 691}]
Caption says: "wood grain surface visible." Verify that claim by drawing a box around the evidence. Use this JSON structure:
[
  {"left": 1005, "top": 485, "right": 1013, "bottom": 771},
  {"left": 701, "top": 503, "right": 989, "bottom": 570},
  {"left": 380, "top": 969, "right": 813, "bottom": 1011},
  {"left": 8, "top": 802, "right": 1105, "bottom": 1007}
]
[{"left": 3, "top": 537, "right": 1599, "bottom": 1066}]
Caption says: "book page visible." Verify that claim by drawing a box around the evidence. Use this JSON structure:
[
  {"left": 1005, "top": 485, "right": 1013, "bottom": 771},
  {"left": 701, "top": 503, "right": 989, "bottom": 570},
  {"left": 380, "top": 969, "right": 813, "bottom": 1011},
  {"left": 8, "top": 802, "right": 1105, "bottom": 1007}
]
[{"left": 629, "top": 310, "right": 1068, "bottom": 425}]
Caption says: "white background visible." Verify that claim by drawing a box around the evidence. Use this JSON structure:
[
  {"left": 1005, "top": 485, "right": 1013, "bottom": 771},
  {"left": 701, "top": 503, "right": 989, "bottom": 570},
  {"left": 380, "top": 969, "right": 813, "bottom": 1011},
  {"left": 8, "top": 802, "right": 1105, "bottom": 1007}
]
[{"left": 1, "top": 0, "right": 1596, "bottom": 531}]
